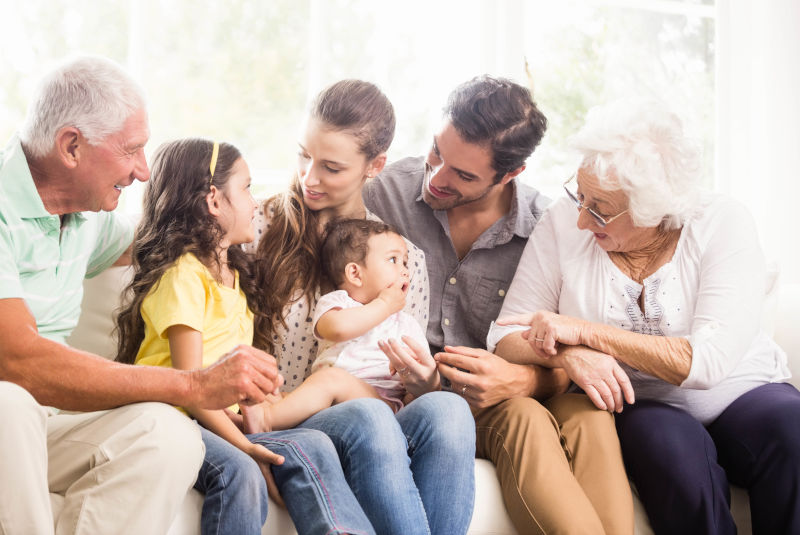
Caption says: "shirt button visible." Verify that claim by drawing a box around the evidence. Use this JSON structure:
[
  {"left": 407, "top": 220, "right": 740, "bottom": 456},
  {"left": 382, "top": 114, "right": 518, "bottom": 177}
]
[
  {"left": 449, "top": 277, "right": 457, "bottom": 285},
  {"left": 444, "top": 318, "right": 450, "bottom": 326},
  {"left": 498, "top": 289, "right": 506, "bottom": 297}
]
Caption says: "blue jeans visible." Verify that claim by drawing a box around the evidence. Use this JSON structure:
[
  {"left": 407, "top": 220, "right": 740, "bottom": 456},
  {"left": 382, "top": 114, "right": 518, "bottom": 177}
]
[
  {"left": 196, "top": 425, "right": 374, "bottom": 535},
  {"left": 299, "top": 392, "right": 476, "bottom": 535},
  {"left": 195, "top": 426, "right": 269, "bottom": 535}
]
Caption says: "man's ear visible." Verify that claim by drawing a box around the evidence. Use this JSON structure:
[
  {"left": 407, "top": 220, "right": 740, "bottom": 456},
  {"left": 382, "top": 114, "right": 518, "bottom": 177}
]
[
  {"left": 499, "top": 164, "right": 526, "bottom": 186},
  {"left": 365, "top": 153, "right": 387, "bottom": 179},
  {"left": 206, "top": 186, "right": 223, "bottom": 217},
  {"left": 54, "top": 127, "right": 82, "bottom": 169},
  {"left": 343, "top": 262, "right": 364, "bottom": 287}
]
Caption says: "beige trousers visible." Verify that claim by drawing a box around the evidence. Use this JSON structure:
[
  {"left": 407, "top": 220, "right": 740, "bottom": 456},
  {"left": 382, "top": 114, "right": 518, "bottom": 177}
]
[
  {"left": 0, "top": 381, "right": 204, "bottom": 535},
  {"left": 474, "top": 394, "right": 634, "bottom": 535}
]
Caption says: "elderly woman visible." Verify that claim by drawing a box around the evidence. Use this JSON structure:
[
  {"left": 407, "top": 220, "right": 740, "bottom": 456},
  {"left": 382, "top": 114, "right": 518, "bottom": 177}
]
[{"left": 488, "top": 98, "right": 800, "bottom": 534}]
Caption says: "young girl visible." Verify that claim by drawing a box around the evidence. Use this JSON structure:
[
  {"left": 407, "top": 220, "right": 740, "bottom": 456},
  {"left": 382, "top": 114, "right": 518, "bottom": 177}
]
[
  {"left": 242, "top": 219, "right": 434, "bottom": 432},
  {"left": 117, "top": 139, "right": 283, "bottom": 533}
]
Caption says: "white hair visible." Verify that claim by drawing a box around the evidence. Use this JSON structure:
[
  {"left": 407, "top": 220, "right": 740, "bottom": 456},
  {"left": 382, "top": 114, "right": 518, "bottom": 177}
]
[
  {"left": 19, "top": 56, "right": 146, "bottom": 158},
  {"left": 568, "top": 98, "right": 702, "bottom": 230}
]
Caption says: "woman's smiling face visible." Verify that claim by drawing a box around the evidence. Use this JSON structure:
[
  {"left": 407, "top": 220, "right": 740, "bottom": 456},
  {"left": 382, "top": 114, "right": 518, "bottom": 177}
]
[{"left": 296, "top": 118, "right": 379, "bottom": 219}]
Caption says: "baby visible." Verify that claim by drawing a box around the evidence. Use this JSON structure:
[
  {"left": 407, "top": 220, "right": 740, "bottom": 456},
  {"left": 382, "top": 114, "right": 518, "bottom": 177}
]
[{"left": 243, "top": 218, "right": 431, "bottom": 432}]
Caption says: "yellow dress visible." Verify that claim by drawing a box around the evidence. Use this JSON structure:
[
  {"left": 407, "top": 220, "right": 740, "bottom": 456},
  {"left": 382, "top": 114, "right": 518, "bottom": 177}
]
[{"left": 135, "top": 252, "right": 254, "bottom": 412}]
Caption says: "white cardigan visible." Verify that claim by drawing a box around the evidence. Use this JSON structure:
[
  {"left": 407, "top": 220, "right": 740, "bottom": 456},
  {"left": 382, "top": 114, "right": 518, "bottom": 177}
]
[{"left": 488, "top": 195, "right": 790, "bottom": 424}]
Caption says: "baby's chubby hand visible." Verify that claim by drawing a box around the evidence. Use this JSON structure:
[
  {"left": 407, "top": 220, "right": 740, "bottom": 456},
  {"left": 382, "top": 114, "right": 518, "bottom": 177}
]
[{"left": 376, "top": 281, "right": 407, "bottom": 315}]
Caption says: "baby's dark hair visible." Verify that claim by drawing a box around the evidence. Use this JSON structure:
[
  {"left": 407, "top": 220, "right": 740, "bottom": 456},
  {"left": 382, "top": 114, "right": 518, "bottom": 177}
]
[{"left": 321, "top": 219, "right": 400, "bottom": 287}]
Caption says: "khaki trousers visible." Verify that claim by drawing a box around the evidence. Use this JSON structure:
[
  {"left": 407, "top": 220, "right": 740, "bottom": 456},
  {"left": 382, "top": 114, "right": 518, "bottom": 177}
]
[
  {"left": 474, "top": 394, "right": 634, "bottom": 535},
  {"left": 0, "top": 381, "right": 204, "bottom": 535}
]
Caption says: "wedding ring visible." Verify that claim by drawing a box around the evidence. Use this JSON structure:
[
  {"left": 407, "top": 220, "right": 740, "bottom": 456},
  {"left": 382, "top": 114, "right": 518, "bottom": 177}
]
[
  {"left": 397, "top": 367, "right": 408, "bottom": 376},
  {"left": 534, "top": 337, "right": 545, "bottom": 342},
  {"left": 461, "top": 384, "right": 468, "bottom": 396}
]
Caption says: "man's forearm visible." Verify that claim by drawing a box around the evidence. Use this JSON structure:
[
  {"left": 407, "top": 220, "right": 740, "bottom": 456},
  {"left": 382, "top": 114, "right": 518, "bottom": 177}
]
[
  {"left": 522, "top": 363, "right": 570, "bottom": 400},
  {"left": 1, "top": 336, "right": 192, "bottom": 411},
  {"left": 494, "top": 334, "right": 571, "bottom": 399}
]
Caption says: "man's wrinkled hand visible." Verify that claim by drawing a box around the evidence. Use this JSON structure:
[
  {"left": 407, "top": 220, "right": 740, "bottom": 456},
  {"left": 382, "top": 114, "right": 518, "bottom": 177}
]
[
  {"left": 189, "top": 345, "right": 283, "bottom": 410},
  {"left": 435, "top": 346, "right": 536, "bottom": 408}
]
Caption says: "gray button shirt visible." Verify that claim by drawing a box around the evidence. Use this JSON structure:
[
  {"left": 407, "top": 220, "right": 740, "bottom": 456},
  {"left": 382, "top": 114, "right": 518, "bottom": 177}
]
[{"left": 363, "top": 156, "right": 550, "bottom": 353}]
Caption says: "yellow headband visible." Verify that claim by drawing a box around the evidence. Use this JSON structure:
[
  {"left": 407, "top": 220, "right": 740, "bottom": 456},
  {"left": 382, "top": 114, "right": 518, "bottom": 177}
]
[{"left": 209, "top": 141, "right": 219, "bottom": 184}]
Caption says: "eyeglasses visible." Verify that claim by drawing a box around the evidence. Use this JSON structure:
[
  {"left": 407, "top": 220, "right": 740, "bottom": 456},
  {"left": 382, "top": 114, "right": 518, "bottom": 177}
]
[{"left": 563, "top": 174, "right": 628, "bottom": 228}]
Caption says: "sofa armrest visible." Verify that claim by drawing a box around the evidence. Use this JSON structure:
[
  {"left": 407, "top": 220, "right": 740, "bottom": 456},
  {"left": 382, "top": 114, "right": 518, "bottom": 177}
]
[{"left": 773, "top": 283, "right": 800, "bottom": 389}]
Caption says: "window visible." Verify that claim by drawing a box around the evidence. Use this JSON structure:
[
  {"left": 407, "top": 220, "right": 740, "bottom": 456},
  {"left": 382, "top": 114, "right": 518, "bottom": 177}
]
[{"left": 1, "top": 0, "right": 715, "bottom": 206}]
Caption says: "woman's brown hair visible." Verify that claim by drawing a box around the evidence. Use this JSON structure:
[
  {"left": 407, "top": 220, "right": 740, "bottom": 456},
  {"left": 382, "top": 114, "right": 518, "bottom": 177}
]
[
  {"left": 252, "top": 80, "right": 395, "bottom": 353},
  {"left": 115, "top": 138, "right": 258, "bottom": 364}
]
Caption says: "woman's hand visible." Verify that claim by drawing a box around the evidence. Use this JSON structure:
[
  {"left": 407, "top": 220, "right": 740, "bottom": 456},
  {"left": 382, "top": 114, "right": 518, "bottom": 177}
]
[
  {"left": 497, "top": 311, "right": 589, "bottom": 357},
  {"left": 247, "top": 443, "right": 286, "bottom": 508},
  {"left": 558, "top": 345, "right": 635, "bottom": 412},
  {"left": 378, "top": 335, "right": 439, "bottom": 398}
]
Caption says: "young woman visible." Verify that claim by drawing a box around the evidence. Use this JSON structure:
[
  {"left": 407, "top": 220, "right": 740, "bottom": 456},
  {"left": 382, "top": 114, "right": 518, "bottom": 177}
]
[{"left": 248, "top": 80, "right": 476, "bottom": 535}]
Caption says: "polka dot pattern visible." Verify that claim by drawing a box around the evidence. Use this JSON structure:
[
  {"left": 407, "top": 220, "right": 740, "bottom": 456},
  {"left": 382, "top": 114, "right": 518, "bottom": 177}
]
[{"left": 247, "top": 200, "right": 430, "bottom": 392}]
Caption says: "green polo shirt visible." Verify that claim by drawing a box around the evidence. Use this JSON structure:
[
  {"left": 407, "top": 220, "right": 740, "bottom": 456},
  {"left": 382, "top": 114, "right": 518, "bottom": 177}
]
[{"left": 0, "top": 136, "right": 133, "bottom": 344}]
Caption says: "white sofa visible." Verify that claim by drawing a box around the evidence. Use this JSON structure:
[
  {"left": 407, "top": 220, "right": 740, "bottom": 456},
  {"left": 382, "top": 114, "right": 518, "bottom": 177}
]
[{"left": 62, "top": 266, "right": 800, "bottom": 535}]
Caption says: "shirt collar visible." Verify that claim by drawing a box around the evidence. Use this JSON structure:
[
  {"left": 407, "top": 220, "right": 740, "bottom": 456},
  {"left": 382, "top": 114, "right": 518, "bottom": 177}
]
[
  {"left": 414, "top": 157, "right": 537, "bottom": 245},
  {"left": 0, "top": 136, "right": 52, "bottom": 219},
  {"left": 507, "top": 179, "right": 538, "bottom": 238},
  {"left": 0, "top": 136, "right": 87, "bottom": 227}
]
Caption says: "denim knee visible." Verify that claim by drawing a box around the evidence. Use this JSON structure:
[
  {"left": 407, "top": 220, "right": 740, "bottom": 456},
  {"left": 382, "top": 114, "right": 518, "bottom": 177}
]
[
  {"left": 252, "top": 427, "right": 377, "bottom": 535},
  {"left": 251, "top": 427, "right": 339, "bottom": 460},
  {"left": 402, "top": 392, "right": 475, "bottom": 451},
  {"left": 207, "top": 448, "right": 264, "bottom": 494},
  {"left": 198, "top": 425, "right": 264, "bottom": 496}
]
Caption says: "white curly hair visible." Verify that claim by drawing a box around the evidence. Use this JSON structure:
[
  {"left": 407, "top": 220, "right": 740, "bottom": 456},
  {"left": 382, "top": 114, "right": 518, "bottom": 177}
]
[
  {"left": 20, "top": 56, "right": 146, "bottom": 158},
  {"left": 569, "top": 98, "right": 702, "bottom": 230}
]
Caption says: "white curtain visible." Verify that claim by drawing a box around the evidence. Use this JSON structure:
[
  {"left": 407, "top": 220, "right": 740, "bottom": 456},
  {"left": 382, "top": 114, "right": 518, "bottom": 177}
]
[{"left": 716, "top": 0, "right": 800, "bottom": 285}]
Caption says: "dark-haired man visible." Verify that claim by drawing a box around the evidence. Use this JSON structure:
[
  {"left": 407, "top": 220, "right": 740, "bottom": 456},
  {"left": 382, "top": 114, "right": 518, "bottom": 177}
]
[{"left": 364, "top": 75, "right": 633, "bottom": 534}]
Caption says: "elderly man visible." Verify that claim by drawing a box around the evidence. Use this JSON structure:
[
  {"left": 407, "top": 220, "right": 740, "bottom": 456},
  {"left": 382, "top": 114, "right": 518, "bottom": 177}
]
[
  {"left": 364, "top": 76, "right": 633, "bottom": 534},
  {"left": 0, "top": 56, "right": 282, "bottom": 534}
]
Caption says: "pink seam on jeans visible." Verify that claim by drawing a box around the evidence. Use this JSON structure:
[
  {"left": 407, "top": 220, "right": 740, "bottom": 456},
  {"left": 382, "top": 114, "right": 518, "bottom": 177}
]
[{"left": 269, "top": 438, "right": 371, "bottom": 535}]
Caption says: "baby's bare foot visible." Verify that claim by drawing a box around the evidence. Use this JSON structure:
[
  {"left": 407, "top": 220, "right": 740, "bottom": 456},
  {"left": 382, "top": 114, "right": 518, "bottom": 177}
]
[{"left": 241, "top": 402, "right": 273, "bottom": 434}]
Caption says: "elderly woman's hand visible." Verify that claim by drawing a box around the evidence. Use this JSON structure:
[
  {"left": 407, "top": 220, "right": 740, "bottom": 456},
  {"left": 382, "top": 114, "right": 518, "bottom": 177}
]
[
  {"left": 498, "top": 310, "right": 588, "bottom": 358},
  {"left": 557, "top": 345, "right": 635, "bottom": 412},
  {"left": 378, "top": 336, "right": 440, "bottom": 398}
]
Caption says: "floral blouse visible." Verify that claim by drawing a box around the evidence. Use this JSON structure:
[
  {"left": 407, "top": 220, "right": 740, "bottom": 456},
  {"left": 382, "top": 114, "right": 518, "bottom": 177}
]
[{"left": 244, "top": 200, "right": 430, "bottom": 392}]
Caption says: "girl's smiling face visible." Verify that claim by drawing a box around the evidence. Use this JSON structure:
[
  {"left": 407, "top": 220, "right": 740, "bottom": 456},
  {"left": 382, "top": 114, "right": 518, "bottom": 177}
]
[{"left": 218, "top": 157, "right": 257, "bottom": 246}]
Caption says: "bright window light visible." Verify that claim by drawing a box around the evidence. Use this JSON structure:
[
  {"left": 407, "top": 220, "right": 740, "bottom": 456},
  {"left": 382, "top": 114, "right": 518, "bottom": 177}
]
[{"left": 0, "top": 0, "right": 714, "bottom": 212}]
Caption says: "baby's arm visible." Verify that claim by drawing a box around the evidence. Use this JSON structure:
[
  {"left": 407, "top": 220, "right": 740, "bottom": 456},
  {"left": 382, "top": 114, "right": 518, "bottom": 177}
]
[
  {"left": 316, "top": 284, "right": 406, "bottom": 342},
  {"left": 167, "top": 325, "right": 284, "bottom": 466}
]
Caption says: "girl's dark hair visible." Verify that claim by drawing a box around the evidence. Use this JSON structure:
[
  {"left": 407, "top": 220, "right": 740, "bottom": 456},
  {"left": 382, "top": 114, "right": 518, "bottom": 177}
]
[
  {"left": 320, "top": 219, "right": 396, "bottom": 288},
  {"left": 252, "top": 80, "right": 395, "bottom": 354},
  {"left": 115, "top": 138, "right": 257, "bottom": 364}
]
